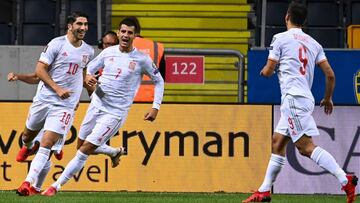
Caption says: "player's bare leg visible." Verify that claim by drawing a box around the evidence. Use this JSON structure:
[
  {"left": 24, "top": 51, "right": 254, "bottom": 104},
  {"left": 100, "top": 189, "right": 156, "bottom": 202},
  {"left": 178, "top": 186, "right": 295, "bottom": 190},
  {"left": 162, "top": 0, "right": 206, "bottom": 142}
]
[
  {"left": 42, "top": 141, "right": 96, "bottom": 196},
  {"left": 243, "top": 133, "right": 290, "bottom": 202},
  {"left": 17, "top": 131, "right": 60, "bottom": 196},
  {"left": 16, "top": 128, "right": 40, "bottom": 162},
  {"left": 78, "top": 137, "right": 124, "bottom": 167},
  {"left": 296, "top": 135, "right": 356, "bottom": 203}
]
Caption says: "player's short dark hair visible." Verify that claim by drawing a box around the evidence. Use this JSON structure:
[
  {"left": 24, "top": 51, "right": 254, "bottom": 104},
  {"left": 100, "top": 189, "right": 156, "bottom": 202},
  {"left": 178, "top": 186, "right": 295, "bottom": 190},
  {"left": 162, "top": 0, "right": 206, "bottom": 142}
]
[
  {"left": 118, "top": 17, "right": 141, "bottom": 34},
  {"left": 66, "top": 11, "right": 88, "bottom": 25},
  {"left": 287, "top": 2, "right": 307, "bottom": 26}
]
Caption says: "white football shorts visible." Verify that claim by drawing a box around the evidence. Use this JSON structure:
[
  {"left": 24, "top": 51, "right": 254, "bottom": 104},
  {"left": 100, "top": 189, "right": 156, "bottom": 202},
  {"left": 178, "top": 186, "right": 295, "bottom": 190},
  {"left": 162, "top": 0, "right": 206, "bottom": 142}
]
[
  {"left": 78, "top": 103, "right": 124, "bottom": 146},
  {"left": 26, "top": 100, "right": 74, "bottom": 136},
  {"left": 34, "top": 112, "right": 74, "bottom": 152},
  {"left": 275, "top": 94, "right": 319, "bottom": 142}
]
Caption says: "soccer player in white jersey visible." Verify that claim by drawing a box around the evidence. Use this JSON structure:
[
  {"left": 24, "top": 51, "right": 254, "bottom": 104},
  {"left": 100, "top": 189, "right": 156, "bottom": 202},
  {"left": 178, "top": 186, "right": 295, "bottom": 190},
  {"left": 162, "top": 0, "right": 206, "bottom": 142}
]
[
  {"left": 243, "top": 2, "right": 357, "bottom": 203},
  {"left": 41, "top": 17, "right": 165, "bottom": 196},
  {"left": 8, "top": 31, "right": 124, "bottom": 168},
  {"left": 16, "top": 11, "right": 95, "bottom": 196}
]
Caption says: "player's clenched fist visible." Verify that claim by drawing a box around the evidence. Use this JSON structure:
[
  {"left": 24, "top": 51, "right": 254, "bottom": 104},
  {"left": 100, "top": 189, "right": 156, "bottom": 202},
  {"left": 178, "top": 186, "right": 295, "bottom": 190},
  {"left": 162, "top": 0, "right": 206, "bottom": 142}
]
[{"left": 7, "top": 72, "right": 18, "bottom": 81}]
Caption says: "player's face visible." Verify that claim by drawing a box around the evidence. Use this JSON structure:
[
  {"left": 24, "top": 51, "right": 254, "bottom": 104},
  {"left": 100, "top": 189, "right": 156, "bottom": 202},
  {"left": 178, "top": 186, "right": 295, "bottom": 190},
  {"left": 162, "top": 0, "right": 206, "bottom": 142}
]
[
  {"left": 68, "top": 17, "right": 88, "bottom": 41},
  {"left": 102, "top": 34, "right": 118, "bottom": 49},
  {"left": 118, "top": 24, "right": 135, "bottom": 52}
]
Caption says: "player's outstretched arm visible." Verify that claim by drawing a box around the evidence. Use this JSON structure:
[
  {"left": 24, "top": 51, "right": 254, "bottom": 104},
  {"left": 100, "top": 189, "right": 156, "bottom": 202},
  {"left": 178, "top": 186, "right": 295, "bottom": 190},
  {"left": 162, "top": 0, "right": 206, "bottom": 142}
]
[
  {"left": 318, "top": 60, "right": 335, "bottom": 115},
  {"left": 7, "top": 72, "right": 40, "bottom": 84}
]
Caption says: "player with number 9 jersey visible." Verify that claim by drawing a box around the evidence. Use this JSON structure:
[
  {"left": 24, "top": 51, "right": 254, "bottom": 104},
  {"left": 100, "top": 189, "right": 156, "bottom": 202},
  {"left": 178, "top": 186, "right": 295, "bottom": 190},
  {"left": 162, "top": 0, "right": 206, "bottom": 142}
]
[
  {"left": 268, "top": 28, "right": 326, "bottom": 102},
  {"left": 243, "top": 3, "right": 357, "bottom": 203}
]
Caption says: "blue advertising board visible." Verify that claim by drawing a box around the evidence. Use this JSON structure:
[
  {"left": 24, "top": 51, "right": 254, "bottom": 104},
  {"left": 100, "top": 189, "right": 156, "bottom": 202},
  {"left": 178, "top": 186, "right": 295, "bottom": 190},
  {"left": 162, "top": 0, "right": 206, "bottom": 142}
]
[{"left": 248, "top": 49, "right": 360, "bottom": 105}]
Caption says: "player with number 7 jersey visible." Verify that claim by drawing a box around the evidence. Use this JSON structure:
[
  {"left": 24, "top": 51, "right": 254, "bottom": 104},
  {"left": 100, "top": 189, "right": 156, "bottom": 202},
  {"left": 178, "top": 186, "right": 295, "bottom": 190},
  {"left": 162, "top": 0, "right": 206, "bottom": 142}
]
[
  {"left": 16, "top": 12, "right": 94, "bottom": 197},
  {"left": 41, "top": 16, "right": 164, "bottom": 196}
]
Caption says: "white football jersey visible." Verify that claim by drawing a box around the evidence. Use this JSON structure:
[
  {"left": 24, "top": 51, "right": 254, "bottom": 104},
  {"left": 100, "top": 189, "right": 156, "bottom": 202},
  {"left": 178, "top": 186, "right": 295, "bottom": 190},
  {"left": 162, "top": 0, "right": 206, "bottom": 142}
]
[
  {"left": 87, "top": 46, "right": 164, "bottom": 117},
  {"left": 268, "top": 28, "right": 327, "bottom": 101},
  {"left": 34, "top": 35, "right": 94, "bottom": 109}
]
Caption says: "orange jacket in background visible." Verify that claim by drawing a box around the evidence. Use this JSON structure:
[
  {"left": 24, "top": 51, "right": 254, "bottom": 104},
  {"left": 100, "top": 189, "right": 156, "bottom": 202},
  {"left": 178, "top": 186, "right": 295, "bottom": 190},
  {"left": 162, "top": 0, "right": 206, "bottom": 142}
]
[{"left": 133, "top": 37, "right": 164, "bottom": 102}]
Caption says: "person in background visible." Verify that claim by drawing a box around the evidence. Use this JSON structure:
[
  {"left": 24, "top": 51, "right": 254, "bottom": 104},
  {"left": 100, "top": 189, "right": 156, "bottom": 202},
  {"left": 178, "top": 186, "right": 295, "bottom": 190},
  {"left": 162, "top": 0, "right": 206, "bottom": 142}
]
[{"left": 130, "top": 16, "right": 166, "bottom": 102}]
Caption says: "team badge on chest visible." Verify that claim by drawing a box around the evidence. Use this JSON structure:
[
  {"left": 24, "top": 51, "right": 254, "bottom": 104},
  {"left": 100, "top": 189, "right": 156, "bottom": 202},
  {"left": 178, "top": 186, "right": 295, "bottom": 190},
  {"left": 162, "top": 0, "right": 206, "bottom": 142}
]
[
  {"left": 81, "top": 55, "right": 90, "bottom": 67},
  {"left": 128, "top": 61, "right": 137, "bottom": 71}
]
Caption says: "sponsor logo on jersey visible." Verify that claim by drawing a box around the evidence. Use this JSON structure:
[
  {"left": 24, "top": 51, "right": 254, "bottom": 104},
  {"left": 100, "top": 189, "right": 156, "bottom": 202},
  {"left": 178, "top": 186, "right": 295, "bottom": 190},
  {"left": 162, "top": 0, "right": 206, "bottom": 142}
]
[
  {"left": 82, "top": 55, "right": 89, "bottom": 64},
  {"left": 62, "top": 52, "right": 68, "bottom": 57}
]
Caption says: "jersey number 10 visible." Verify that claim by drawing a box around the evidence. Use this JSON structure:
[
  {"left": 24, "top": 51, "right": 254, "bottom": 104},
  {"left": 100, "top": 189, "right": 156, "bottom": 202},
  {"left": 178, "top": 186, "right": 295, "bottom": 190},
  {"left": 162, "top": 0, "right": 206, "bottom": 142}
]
[{"left": 66, "top": 63, "right": 79, "bottom": 75}]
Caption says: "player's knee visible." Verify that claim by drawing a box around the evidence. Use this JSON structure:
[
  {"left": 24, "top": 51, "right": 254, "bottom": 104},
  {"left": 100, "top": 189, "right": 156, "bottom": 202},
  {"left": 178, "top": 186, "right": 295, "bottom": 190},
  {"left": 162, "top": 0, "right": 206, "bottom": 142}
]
[
  {"left": 77, "top": 138, "right": 84, "bottom": 149},
  {"left": 40, "top": 139, "right": 56, "bottom": 149},
  {"left": 271, "top": 137, "right": 286, "bottom": 156},
  {"left": 297, "top": 146, "right": 312, "bottom": 157},
  {"left": 79, "top": 141, "right": 96, "bottom": 155}
]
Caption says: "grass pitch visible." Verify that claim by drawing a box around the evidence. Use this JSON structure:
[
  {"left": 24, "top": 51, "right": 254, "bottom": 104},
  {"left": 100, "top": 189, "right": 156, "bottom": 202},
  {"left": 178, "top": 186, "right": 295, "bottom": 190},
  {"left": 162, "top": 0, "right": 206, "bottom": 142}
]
[{"left": 0, "top": 190, "right": 347, "bottom": 203}]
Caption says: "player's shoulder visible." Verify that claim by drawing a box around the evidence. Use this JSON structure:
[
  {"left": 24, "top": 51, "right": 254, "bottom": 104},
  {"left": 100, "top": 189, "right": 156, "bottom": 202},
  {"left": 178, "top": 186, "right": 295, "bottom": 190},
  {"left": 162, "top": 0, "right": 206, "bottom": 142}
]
[
  {"left": 133, "top": 48, "right": 150, "bottom": 58},
  {"left": 307, "top": 35, "right": 323, "bottom": 49},
  {"left": 275, "top": 30, "right": 293, "bottom": 40},
  {"left": 47, "top": 35, "right": 66, "bottom": 46},
  {"left": 81, "top": 41, "right": 95, "bottom": 53},
  {"left": 101, "top": 45, "right": 119, "bottom": 56}
]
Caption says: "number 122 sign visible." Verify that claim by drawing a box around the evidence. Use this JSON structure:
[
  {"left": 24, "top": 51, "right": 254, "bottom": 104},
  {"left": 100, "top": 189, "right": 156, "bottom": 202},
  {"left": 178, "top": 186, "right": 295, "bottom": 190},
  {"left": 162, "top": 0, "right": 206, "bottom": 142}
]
[{"left": 165, "top": 55, "right": 204, "bottom": 84}]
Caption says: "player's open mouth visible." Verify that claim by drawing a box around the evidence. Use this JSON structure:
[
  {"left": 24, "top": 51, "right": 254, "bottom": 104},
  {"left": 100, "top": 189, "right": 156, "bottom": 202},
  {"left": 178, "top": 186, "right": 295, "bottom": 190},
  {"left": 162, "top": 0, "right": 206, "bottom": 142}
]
[
  {"left": 121, "top": 38, "right": 129, "bottom": 46},
  {"left": 77, "top": 30, "right": 86, "bottom": 36}
]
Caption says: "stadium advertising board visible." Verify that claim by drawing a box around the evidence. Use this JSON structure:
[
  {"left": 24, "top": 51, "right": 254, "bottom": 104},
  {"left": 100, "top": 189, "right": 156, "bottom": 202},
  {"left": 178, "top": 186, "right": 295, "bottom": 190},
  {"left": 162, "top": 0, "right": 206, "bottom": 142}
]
[
  {"left": 273, "top": 106, "right": 360, "bottom": 194},
  {"left": 0, "top": 103, "right": 271, "bottom": 192},
  {"left": 248, "top": 50, "right": 360, "bottom": 105}
]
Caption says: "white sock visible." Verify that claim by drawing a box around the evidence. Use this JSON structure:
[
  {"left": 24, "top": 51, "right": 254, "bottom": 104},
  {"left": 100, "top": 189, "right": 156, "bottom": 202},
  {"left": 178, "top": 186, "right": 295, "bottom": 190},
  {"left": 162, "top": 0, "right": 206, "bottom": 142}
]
[
  {"left": 310, "top": 146, "right": 348, "bottom": 186},
  {"left": 25, "top": 147, "right": 51, "bottom": 184},
  {"left": 52, "top": 150, "right": 89, "bottom": 190},
  {"left": 258, "top": 154, "right": 286, "bottom": 192},
  {"left": 93, "top": 144, "right": 118, "bottom": 157},
  {"left": 33, "top": 160, "right": 51, "bottom": 191}
]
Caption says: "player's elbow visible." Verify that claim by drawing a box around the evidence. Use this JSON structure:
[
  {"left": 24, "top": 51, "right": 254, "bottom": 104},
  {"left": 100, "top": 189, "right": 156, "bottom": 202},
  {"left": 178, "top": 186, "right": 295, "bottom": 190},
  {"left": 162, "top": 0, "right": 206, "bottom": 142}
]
[{"left": 326, "top": 71, "right": 335, "bottom": 84}]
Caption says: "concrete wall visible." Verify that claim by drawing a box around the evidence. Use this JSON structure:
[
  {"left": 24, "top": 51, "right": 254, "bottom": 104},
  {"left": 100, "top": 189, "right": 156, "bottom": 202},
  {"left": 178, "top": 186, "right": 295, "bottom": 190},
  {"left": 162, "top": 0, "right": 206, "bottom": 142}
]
[{"left": 0, "top": 46, "right": 100, "bottom": 101}]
